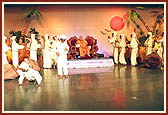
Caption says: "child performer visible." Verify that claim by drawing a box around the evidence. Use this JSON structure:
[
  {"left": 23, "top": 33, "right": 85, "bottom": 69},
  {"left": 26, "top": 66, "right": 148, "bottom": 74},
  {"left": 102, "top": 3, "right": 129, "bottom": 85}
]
[{"left": 56, "top": 34, "right": 69, "bottom": 79}]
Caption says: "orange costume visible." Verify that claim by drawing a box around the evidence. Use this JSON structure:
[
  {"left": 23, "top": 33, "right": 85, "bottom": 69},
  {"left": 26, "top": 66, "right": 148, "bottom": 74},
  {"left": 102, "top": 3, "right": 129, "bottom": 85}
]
[{"left": 76, "top": 36, "right": 90, "bottom": 57}]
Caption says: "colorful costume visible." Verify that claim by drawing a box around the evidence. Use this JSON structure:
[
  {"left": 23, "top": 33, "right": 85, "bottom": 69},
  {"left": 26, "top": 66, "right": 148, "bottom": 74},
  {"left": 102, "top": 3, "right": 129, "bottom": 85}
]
[{"left": 76, "top": 36, "right": 90, "bottom": 57}]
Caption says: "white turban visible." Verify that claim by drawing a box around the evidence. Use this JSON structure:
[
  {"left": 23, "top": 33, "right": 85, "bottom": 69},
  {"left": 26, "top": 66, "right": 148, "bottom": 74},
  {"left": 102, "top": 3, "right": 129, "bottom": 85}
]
[
  {"left": 59, "top": 34, "right": 67, "bottom": 40},
  {"left": 45, "top": 34, "right": 49, "bottom": 40},
  {"left": 131, "top": 33, "right": 136, "bottom": 38},
  {"left": 120, "top": 34, "right": 125, "bottom": 39},
  {"left": 11, "top": 36, "right": 16, "bottom": 40},
  {"left": 147, "top": 32, "right": 153, "bottom": 37},
  {"left": 113, "top": 32, "right": 117, "bottom": 36},
  {"left": 31, "top": 34, "right": 36, "bottom": 39}
]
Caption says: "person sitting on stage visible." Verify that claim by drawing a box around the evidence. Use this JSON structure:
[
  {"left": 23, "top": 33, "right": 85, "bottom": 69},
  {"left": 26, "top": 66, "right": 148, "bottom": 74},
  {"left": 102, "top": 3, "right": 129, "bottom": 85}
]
[
  {"left": 119, "top": 34, "right": 127, "bottom": 65},
  {"left": 56, "top": 34, "right": 69, "bottom": 79},
  {"left": 17, "top": 58, "right": 42, "bottom": 86},
  {"left": 128, "top": 33, "right": 139, "bottom": 66},
  {"left": 76, "top": 36, "right": 90, "bottom": 57},
  {"left": 144, "top": 32, "right": 154, "bottom": 56}
]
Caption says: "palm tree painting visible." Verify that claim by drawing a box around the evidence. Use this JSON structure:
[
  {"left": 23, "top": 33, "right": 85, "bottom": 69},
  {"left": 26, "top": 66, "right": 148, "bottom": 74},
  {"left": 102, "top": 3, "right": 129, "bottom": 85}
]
[
  {"left": 22, "top": 8, "right": 43, "bottom": 35},
  {"left": 123, "top": 6, "right": 150, "bottom": 36},
  {"left": 151, "top": 5, "right": 164, "bottom": 40}
]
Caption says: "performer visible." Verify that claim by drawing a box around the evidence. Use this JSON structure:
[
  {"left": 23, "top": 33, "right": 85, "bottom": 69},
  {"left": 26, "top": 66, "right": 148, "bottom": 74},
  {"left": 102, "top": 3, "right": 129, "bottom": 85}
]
[
  {"left": 56, "top": 34, "right": 69, "bottom": 79},
  {"left": 129, "top": 33, "right": 139, "bottom": 66},
  {"left": 50, "top": 35, "right": 59, "bottom": 69},
  {"left": 108, "top": 35, "right": 113, "bottom": 44},
  {"left": 3, "top": 36, "right": 11, "bottom": 64},
  {"left": 76, "top": 36, "right": 90, "bottom": 57},
  {"left": 11, "top": 36, "right": 24, "bottom": 68},
  {"left": 144, "top": 32, "right": 154, "bottom": 56},
  {"left": 29, "top": 34, "right": 41, "bottom": 61},
  {"left": 119, "top": 34, "right": 127, "bottom": 65},
  {"left": 157, "top": 32, "right": 164, "bottom": 60},
  {"left": 43, "top": 34, "right": 52, "bottom": 69},
  {"left": 112, "top": 32, "right": 119, "bottom": 64},
  {"left": 17, "top": 58, "right": 42, "bottom": 86}
]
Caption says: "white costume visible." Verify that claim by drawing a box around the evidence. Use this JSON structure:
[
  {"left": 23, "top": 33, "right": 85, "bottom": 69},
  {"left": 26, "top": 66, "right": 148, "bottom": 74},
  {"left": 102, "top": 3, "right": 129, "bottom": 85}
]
[
  {"left": 11, "top": 36, "right": 24, "bottom": 68},
  {"left": 112, "top": 32, "right": 119, "bottom": 64},
  {"left": 17, "top": 61, "right": 42, "bottom": 85},
  {"left": 50, "top": 36, "right": 59, "bottom": 67},
  {"left": 144, "top": 32, "right": 154, "bottom": 56},
  {"left": 3, "top": 36, "right": 11, "bottom": 64},
  {"left": 157, "top": 37, "right": 164, "bottom": 59},
  {"left": 119, "top": 34, "right": 127, "bottom": 65},
  {"left": 43, "top": 34, "right": 52, "bottom": 69},
  {"left": 30, "top": 34, "right": 41, "bottom": 61},
  {"left": 130, "top": 33, "right": 138, "bottom": 66},
  {"left": 56, "top": 34, "right": 69, "bottom": 76}
]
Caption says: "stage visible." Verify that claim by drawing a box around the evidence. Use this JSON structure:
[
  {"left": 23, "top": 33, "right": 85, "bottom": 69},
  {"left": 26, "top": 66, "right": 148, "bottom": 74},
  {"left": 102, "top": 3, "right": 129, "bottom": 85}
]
[
  {"left": 67, "top": 58, "right": 114, "bottom": 69},
  {"left": 68, "top": 67, "right": 114, "bottom": 75}
]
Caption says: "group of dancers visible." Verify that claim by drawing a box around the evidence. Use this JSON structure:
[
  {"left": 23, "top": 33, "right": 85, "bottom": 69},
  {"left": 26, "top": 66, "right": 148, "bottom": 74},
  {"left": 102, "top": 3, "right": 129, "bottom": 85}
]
[
  {"left": 108, "top": 31, "right": 164, "bottom": 66},
  {"left": 3, "top": 33, "right": 70, "bottom": 86}
]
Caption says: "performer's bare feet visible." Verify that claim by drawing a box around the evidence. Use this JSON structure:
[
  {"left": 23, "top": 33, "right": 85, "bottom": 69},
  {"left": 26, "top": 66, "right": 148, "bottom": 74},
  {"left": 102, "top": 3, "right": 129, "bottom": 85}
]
[
  {"left": 130, "top": 65, "right": 136, "bottom": 67},
  {"left": 120, "top": 64, "right": 126, "bottom": 66},
  {"left": 59, "top": 76, "right": 63, "bottom": 79},
  {"left": 36, "top": 84, "right": 41, "bottom": 87},
  {"left": 65, "top": 75, "right": 69, "bottom": 79},
  {"left": 18, "top": 84, "right": 22, "bottom": 86}
]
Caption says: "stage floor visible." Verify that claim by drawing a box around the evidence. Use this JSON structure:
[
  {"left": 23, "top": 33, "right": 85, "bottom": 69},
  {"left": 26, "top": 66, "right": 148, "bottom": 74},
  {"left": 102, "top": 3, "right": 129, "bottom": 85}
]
[{"left": 3, "top": 65, "right": 164, "bottom": 112}]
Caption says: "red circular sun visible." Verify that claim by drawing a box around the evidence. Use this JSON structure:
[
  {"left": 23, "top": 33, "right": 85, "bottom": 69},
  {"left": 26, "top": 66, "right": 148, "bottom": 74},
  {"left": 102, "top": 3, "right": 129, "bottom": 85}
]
[{"left": 110, "top": 16, "right": 125, "bottom": 31}]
